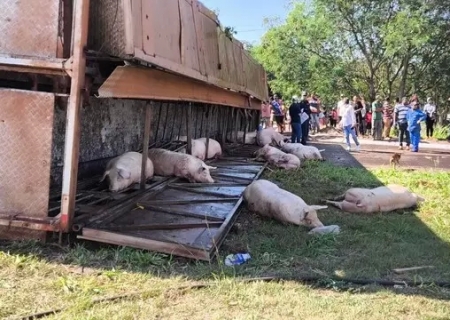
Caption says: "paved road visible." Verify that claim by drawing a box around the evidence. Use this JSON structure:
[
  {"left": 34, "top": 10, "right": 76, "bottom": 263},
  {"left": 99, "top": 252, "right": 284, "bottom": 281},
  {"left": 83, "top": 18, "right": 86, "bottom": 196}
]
[
  {"left": 312, "top": 135, "right": 450, "bottom": 152},
  {"left": 313, "top": 142, "right": 450, "bottom": 170}
]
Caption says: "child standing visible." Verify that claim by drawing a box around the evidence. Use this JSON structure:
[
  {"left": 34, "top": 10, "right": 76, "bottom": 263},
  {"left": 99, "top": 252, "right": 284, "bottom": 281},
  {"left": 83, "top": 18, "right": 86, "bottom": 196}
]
[
  {"left": 365, "top": 110, "right": 372, "bottom": 136},
  {"left": 406, "top": 102, "right": 427, "bottom": 152},
  {"left": 329, "top": 107, "right": 338, "bottom": 128},
  {"left": 260, "top": 101, "right": 271, "bottom": 129}
]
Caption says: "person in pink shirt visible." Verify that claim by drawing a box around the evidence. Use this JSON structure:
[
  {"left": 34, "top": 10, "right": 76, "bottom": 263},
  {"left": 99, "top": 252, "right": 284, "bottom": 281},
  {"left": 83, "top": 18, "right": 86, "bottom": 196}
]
[{"left": 260, "top": 101, "right": 271, "bottom": 129}]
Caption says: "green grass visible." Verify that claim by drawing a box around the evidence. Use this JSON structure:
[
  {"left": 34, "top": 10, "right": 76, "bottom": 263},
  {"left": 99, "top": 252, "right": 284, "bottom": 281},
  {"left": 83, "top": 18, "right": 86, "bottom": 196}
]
[
  {"left": 428, "top": 125, "right": 450, "bottom": 140},
  {"left": 1, "top": 163, "right": 450, "bottom": 319},
  {"left": 390, "top": 124, "right": 450, "bottom": 141}
]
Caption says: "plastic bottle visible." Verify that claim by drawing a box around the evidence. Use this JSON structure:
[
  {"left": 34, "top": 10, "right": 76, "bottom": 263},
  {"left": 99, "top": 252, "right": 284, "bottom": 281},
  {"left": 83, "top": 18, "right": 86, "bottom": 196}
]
[{"left": 224, "top": 253, "right": 251, "bottom": 266}]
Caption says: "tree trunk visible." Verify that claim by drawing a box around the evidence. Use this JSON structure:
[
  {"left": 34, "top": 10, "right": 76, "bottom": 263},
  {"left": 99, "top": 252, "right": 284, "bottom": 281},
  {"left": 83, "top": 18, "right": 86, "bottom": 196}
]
[
  {"left": 398, "top": 54, "right": 410, "bottom": 98},
  {"left": 369, "top": 77, "right": 376, "bottom": 102}
]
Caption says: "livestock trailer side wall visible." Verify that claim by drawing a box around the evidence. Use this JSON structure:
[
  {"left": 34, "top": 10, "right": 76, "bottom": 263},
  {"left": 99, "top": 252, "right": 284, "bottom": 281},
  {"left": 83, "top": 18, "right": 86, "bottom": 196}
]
[{"left": 50, "top": 98, "right": 260, "bottom": 187}]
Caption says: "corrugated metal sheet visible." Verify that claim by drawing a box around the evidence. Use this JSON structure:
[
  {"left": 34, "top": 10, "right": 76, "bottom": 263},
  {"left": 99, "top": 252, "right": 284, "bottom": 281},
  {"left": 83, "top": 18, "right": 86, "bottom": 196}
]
[{"left": 78, "top": 157, "right": 266, "bottom": 261}]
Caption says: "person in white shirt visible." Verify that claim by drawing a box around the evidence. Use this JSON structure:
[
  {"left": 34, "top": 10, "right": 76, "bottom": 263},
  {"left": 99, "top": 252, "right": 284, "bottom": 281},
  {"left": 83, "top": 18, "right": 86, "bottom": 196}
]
[
  {"left": 341, "top": 97, "right": 361, "bottom": 152},
  {"left": 337, "top": 94, "right": 346, "bottom": 142}
]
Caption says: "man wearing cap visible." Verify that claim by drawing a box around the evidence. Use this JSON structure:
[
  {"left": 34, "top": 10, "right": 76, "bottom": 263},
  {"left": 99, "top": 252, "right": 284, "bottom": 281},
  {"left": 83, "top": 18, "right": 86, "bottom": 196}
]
[
  {"left": 299, "top": 91, "right": 311, "bottom": 145},
  {"left": 371, "top": 95, "right": 383, "bottom": 140},
  {"left": 289, "top": 95, "right": 302, "bottom": 143},
  {"left": 423, "top": 97, "right": 437, "bottom": 138}
]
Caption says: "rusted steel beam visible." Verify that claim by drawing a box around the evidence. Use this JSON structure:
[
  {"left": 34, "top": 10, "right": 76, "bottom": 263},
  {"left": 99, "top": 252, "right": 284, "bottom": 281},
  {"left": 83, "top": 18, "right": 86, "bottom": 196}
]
[
  {"left": 205, "top": 106, "right": 210, "bottom": 158},
  {"left": 63, "top": 0, "right": 74, "bottom": 58},
  {"left": 211, "top": 163, "right": 267, "bottom": 257},
  {"left": 243, "top": 109, "right": 249, "bottom": 146},
  {"left": 138, "top": 204, "right": 224, "bottom": 222},
  {"left": 78, "top": 228, "right": 210, "bottom": 261},
  {"left": 210, "top": 173, "right": 255, "bottom": 181},
  {"left": 168, "top": 183, "right": 248, "bottom": 188},
  {"left": 0, "top": 215, "right": 60, "bottom": 232},
  {"left": 167, "top": 185, "right": 242, "bottom": 199},
  {"left": 141, "top": 103, "right": 152, "bottom": 189},
  {"left": 186, "top": 102, "right": 193, "bottom": 155},
  {"left": 169, "top": 104, "right": 177, "bottom": 140},
  {"left": 139, "top": 198, "right": 240, "bottom": 206},
  {"left": 60, "top": 0, "right": 91, "bottom": 233},
  {"left": 0, "top": 55, "right": 67, "bottom": 75},
  {"left": 102, "top": 222, "right": 223, "bottom": 232},
  {"left": 154, "top": 102, "right": 163, "bottom": 142}
]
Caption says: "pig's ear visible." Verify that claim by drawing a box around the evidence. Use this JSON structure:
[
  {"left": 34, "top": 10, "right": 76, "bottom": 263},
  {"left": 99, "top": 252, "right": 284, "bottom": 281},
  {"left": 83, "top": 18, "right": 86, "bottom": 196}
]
[
  {"left": 355, "top": 200, "right": 364, "bottom": 208},
  {"left": 414, "top": 193, "right": 425, "bottom": 202},
  {"left": 309, "top": 205, "right": 328, "bottom": 211},
  {"left": 117, "top": 168, "right": 131, "bottom": 179}
]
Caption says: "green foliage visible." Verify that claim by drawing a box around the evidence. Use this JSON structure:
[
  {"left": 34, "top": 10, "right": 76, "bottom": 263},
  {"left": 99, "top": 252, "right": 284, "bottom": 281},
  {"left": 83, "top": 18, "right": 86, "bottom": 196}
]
[
  {"left": 432, "top": 125, "right": 450, "bottom": 140},
  {"left": 251, "top": 0, "right": 450, "bottom": 117}
]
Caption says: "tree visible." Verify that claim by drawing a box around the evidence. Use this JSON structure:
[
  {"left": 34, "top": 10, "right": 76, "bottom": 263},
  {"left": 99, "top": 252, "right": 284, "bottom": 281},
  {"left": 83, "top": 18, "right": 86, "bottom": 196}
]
[{"left": 251, "top": 0, "right": 450, "bottom": 114}]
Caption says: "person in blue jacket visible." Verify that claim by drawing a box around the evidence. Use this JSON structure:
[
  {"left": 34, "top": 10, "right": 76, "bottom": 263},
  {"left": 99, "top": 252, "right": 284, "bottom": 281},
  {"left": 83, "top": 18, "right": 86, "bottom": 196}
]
[{"left": 407, "top": 102, "right": 427, "bottom": 152}]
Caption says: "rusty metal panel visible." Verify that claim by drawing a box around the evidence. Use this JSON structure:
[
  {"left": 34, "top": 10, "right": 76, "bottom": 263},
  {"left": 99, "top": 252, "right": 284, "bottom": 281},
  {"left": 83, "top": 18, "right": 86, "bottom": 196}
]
[
  {"left": 233, "top": 41, "right": 245, "bottom": 87},
  {"left": 242, "top": 51, "right": 266, "bottom": 100},
  {"left": 0, "top": 89, "right": 54, "bottom": 217},
  {"left": 200, "top": 10, "right": 220, "bottom": 80},
  {"left": 217, "top": 32, "right": 231, "bottom": 84},
  {"left": 224, "top": 38, "right": 238, "bottom": 85},
  {"left": 0, "top": 0, "right": 61, "bottom": 58},
  {"left": 86, "top": 0, "right": 269, "bottom": 101},
  {"left": 179, "top": 0, "right": 200, "bottom": 72},
  {"left": 142, "top": 0, "right": 181, "bottom": 64}
]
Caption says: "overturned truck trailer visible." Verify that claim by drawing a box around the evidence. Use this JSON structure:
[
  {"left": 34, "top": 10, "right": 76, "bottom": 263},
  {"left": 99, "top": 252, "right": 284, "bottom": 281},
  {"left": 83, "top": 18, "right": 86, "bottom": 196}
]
[{"left": 0, "top": 0, "right": 268, "bottom": 260}]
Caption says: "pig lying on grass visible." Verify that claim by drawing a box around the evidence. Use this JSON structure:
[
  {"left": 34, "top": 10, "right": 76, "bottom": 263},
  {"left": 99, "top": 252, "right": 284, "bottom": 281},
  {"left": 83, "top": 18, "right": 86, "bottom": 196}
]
[
  {"left": 243, "top": 179, "right": 327, "bottom": 228},
  {"left": 100, "top": 152, "right": 154, "bottom": 192},
  {"left": 254, "top": 145, "right": 300, "bottom": 170},
  {"left": 256, "top": 127, "right": 289, "bottom": 147},
  {"left": 325, "top": 184, "right": 425, "bottom": 213},
  {"left": 281, "top": 143, "right": 325, "bottom": 161},
  {"left": 148, "top": 148, "right": 216, "bottom": 183}
]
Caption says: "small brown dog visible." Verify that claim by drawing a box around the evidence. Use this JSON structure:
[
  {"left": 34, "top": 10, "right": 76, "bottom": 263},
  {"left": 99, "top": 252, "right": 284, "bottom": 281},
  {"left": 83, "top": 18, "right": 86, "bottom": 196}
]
[{"left": 390, "top": 153, "right": 401, "bottom": 168}]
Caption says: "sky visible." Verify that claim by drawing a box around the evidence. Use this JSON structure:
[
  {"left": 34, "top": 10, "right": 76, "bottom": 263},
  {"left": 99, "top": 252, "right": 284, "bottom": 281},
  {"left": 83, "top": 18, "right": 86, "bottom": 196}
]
[{"left": 200, "top": 0, "right": 292, "bottom": 44}]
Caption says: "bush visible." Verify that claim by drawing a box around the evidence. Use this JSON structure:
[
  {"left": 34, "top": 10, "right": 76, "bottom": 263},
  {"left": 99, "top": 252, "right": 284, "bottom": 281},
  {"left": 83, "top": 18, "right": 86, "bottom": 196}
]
[
  {"left": 390, "top": 125, "right": 399, "bottom": 137},
  {"left": 433, "top": 125, "right": 450, "bottom": 140}
]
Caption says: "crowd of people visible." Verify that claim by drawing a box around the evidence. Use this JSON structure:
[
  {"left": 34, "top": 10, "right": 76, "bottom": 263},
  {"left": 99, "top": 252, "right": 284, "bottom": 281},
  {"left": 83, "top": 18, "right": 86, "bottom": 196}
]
[{"left": 261, "top": 92, "right": 438, "bottom": 153}]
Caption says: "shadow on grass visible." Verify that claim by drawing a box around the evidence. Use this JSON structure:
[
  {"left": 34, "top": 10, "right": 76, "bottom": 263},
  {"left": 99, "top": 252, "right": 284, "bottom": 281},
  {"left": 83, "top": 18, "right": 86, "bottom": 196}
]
[{"left": 1, "top": 143, "right": 450, "bottom": 304}]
